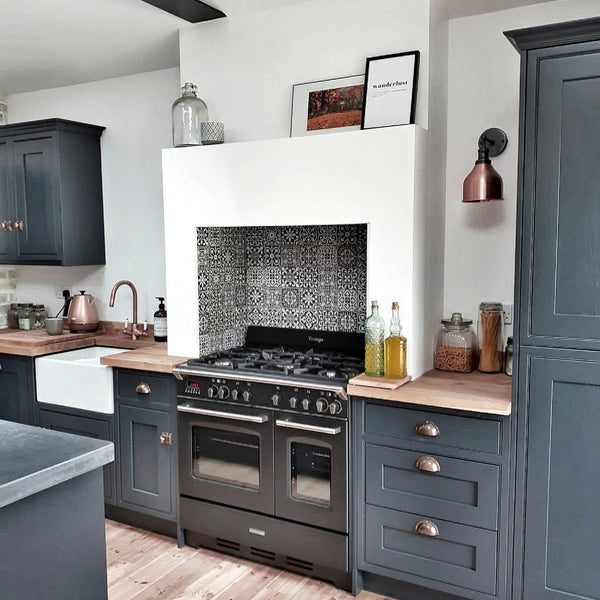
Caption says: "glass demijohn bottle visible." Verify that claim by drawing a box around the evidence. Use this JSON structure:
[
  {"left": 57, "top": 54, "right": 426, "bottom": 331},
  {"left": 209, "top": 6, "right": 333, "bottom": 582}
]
[
  {"left": 365, "top": 300, "right": 385, "bottom": 377},
  {"left": 172, "top": 82, "right": 208, "bottom": 147},
  {"left": 385, "top": 302, "right": 407, "bottom": 379}
]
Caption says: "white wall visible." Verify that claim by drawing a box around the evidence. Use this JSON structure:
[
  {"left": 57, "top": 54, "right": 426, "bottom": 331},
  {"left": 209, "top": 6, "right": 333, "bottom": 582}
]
[
  {"left": 7, "top": 67, "right": 180, "bottom": 323},
  {"left": 444, "top": 0, "right": 600, "bottom": 333},
  {"left": 179, "top": 0, "right": 430, "bottom": 142}
]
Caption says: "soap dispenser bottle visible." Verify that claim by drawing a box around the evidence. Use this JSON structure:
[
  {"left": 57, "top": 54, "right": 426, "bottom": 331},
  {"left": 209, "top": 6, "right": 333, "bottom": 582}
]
[{"left": 154, "top": 297, "right": 168, "bottom": 342}]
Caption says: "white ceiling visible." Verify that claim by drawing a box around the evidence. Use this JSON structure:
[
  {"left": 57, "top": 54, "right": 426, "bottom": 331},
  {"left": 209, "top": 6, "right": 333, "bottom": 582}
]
[{"left": 0, "top": 0, "right": 555, "bottom": 95}]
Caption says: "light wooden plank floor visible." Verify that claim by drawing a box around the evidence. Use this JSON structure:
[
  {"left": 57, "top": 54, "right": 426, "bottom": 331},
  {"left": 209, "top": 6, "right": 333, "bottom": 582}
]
[{"left": 106, "top": 519, "right": 393, "bottom": 600}]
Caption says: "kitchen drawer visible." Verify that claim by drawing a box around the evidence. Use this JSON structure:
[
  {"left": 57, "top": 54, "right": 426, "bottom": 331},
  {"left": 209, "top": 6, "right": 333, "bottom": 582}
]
[
  {"left": 115, "top": 369, "right": 175, "bottom": 409},
  {"left": 364, "top": 505, "right": 497, "bottom": 595},
  {"left": 364, "top": 403, "right": 501, "bottom": 455},
  {"left": 365, "top": 444, "right": 499, "bottom": 530}
]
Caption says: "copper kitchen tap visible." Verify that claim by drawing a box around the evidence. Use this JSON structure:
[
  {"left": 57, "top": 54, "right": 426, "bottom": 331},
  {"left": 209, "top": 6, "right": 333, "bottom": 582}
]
[{"left": 108, "top": 280, "right": 147, "bottom": 340}]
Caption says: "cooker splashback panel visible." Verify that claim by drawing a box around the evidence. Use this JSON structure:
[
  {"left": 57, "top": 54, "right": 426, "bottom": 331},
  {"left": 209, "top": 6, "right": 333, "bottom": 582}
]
[{"left": 197, "top": 224, "right": 367, "bottom": 356}]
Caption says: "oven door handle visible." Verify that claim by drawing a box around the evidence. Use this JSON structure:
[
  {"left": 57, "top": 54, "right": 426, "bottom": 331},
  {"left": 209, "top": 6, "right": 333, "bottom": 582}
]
[
  {"left": 178, "top": 405, "right": 268, "bottom": 424},
  {"left": 275, "top": 419, "right": 341, "bottom": 436}
]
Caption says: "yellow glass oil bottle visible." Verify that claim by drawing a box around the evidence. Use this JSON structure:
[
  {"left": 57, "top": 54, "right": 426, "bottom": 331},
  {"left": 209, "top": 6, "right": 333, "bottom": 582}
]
[{"left": 385, "top": 302, "right": 407, "bottom": 379}]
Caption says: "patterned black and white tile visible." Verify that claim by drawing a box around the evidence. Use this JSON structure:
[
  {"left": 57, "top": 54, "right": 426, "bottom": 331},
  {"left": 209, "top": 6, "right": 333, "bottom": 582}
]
[{"left": 197, "top": 224, "right": 367, "bottom": 356}]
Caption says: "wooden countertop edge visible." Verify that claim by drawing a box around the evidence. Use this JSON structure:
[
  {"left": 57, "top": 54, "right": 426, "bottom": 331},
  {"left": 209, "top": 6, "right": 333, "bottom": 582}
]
[
  {"left": 347, "top": 370, "right": 512, "bottom": 416},
  {"left": 0, "top": 337, "right": 96, "bottom": 357}
]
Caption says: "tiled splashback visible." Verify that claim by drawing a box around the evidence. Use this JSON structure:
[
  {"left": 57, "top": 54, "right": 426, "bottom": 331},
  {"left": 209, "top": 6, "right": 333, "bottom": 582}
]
[{"left": 197, "top": 224, "right": 367, "bottom": 355}]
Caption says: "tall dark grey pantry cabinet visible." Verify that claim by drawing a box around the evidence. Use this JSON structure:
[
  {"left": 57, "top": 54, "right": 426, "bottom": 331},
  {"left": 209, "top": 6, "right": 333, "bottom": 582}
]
[{"left": 505, "top": 18, "right": 600, "bottom": 600}]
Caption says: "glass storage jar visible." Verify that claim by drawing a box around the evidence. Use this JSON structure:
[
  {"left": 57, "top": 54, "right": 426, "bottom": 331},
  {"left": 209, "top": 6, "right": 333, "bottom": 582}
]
[
  {"left": 7, "top": 303, "right": 19, "bottom": 329},
  {"left": 172, "top": 82, "right": 208, "bottom": 147},
  {"left": 477, "top": 301, "right": 504, "bottom": 373},
  {"left": 30, "top": 304, "right": 47, "bottom": 329},
  {"left": 434, "top": 312, "right": 478, "bottom": 372},
  {"left": 18, "top": 303, "right": 34, "bottom": 330}
]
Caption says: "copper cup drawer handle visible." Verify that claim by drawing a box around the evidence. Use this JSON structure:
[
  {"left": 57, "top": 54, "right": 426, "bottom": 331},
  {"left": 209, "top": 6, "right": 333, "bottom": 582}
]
[
  {"left": 159, "top": 432, "right": 172, "bottom": 446},
  {"left": 1, "top": 220, "right": 12, "bottom": 231},
  {"left": 414, "top": 520, "right": 440, "bottom": 537},
  {"left": 415, "top": 420, "right": 440, "bottom": 437},
  {"left": 13, "top": 220, "right": 24, "bottom": 231},
  {"left": 135, "top": 382, "right": 151, "bottom": 395},
  {"left": 415, "top": 456, "right": 441, "bottom": 473}
]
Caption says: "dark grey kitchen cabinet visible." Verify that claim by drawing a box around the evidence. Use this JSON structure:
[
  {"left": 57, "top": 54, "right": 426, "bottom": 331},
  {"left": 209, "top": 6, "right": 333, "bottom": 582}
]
[
  {"left": 353, "top": 399, "right": 511, "bottom": 600},
  {"left": 505, "top": 16, "right": 600, "bottom": 600},
  {"left": 114, "top": 369, "right": 177, "bottom": 522},
  {"left": 515, "top": 348, "right": 600, "bottom": 600},
  {"left": 0, "top": 353, "right": 35, "bottom": 424},
  {"left": 0, "top": 118, "right": 105, "bottom": 265},
  {"left": 37, "top": 405, "right": 116, "bottom": 504}
]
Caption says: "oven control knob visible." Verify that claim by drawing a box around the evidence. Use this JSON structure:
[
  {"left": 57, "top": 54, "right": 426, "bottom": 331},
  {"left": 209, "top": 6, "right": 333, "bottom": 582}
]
[
  {"left": 242, "top": 390, "right": 252, "bottom": 402},
  {"left": 230, "top": 389, "right": 239, "bottom": 401},
  {"left": 289, "top": 396, "right": 298, "bottom": 409},
  {"left": 207, "top": 385, "right": 219, "bottom": 399},
  {"left": 301, "top": 398, "right": 311, "bottom": 411},
  {"left": 218, "top": 386, "right": 229, "bottom": 399},
  {"left": 271, "top": 393, "right": 280, "bottom": 406},
  {"left": 329, "top": 401, "right": 343, "bottom": 415},
  {"left": 316, "top": 399, "right": 329, "bottom": 413}
]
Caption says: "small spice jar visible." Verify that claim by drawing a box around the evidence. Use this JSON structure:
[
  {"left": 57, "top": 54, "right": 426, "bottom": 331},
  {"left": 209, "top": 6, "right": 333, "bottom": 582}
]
[
  {"left": 435, "top": 312, "right": 478, "bottom": 372},
  {"left": 477, "top": 302, "right": 504, "bottom": 373},
  {"left": 505, "top": 336, "right": 513, "bottom": 376}
]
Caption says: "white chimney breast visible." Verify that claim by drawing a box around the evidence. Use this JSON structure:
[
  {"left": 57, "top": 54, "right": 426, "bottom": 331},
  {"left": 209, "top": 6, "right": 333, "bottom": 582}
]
[{"left": 162, "top": 125, "right": 429, "bottom": 378}]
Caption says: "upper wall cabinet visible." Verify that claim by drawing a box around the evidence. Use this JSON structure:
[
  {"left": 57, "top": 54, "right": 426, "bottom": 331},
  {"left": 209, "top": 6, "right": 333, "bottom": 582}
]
[
  {"left": 506, "top": 21, "right": 600, "bottom": 350},
  {"left": 0, "top": 118, "right": 106, "bottom": 265}
]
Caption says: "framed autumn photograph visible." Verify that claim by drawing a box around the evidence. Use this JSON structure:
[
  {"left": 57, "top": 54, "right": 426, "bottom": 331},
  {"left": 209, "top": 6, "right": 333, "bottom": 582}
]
[{"left": 290, "top": 75, "right": 365, "bottom": 137}]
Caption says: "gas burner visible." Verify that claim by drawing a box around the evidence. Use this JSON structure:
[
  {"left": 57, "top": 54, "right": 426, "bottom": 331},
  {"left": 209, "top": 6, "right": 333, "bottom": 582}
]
[{"left": 319, "top": 369, "right": 341, "bottom": 379}]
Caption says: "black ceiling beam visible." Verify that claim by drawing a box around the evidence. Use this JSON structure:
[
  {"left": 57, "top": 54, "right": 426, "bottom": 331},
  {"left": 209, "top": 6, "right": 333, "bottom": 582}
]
[{"left": 140, "top": 0, "right": 225, "bottom": 23}]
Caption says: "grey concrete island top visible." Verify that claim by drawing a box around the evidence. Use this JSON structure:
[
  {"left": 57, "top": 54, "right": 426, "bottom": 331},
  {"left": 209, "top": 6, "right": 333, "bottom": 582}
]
[{"left": 0, "top": 420, "right": 114, "bottom": 509}]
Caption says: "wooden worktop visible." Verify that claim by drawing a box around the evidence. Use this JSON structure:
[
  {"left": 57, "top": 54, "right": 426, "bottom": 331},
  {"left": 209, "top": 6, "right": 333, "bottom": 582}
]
[
  {"left": 347, "top": 369, "right": 512, "bottom": 416},
  {"left": 0, "top": 325, "right": 189, "bottom": 372},
  {"left": 0, "top": 329, "right": 96, "bottom": 356},
  {"left": 99, "top": 344, "right": 188, "bottom": 374}
]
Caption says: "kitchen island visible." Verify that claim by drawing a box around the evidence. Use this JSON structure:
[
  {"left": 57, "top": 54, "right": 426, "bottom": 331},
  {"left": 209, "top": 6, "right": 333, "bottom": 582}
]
[{"left": 0, "top": 420, "right": 114, "bottom": 600}]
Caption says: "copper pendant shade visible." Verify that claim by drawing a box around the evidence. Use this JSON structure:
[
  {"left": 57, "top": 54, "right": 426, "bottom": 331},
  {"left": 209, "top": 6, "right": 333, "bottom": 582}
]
[{"left": 463, "top": 128, "right": 508, "bottom": 203}]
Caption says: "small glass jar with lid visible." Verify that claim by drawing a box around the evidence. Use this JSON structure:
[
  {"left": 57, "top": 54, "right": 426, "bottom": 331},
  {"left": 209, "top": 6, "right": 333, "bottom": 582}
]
[
  {"left": 18, "top": 303, "right": 34, "bottom": 330},
  {"left": 435, "top": 312, "right": 478, "bottom": 372},
  {"left": 7, "top": 303, "right": 19, "bottom": 329},
  {"left": 477, "top": 301, "right": 504, "bottom": 373},
  {"left": 30, "top": 304, "right": 47, "bottom": 329}
]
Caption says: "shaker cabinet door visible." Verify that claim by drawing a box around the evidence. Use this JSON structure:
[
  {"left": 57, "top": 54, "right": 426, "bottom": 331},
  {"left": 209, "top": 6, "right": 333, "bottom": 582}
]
[
  {"left": 518, "top": 348, "right": 600, "bottom": 600},
  {"left": 520, "top": 42, "right": 600, "bottom": 349},
  {"left": 118, "top": 404, "right": 174, "bottom": 517},
  {"left": 13, "top": 136, "right": 61, "bottom": 262},
  {"left": 0, "top": 141, "right": 16, "bottom": 259},
  {"left": 0, "top": 354, "right": 34, "bottom": 424}
]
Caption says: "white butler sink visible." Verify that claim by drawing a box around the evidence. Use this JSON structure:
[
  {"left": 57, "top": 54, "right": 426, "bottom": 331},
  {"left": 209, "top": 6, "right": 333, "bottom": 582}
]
[{"left": 35, "top": 347, "right": 125, "bottom": 414}]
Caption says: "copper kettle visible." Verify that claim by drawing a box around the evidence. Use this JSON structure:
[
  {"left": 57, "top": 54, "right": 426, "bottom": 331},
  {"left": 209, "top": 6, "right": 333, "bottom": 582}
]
[{"left": 67, "top": 290, "right": 99, "bottom": 332}]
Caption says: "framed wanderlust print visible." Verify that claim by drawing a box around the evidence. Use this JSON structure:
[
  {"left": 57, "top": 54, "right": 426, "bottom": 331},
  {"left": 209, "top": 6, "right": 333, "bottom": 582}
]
[{"left": 361, "top": 50, "right": 420, "bottom": 129}]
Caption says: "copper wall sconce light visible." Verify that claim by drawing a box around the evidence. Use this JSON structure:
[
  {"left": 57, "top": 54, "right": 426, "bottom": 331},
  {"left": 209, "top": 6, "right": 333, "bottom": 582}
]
[{"left": 463, "top": 128, "right": 508, "bottom": 202}]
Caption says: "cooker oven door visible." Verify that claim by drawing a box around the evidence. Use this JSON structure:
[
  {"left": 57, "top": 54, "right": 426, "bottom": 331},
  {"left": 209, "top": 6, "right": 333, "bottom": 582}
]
[
  {"left": 274, "top": 413, "right": 348, "bottom": 533},
  {"left": 178, "top": 399, "right": 274, "bottom": 515}
]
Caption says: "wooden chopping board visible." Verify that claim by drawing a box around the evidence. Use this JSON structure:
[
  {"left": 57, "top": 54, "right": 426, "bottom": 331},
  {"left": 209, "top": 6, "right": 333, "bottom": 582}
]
[{"left": 348, "top": 372, "right": 411, "bottom": 390}]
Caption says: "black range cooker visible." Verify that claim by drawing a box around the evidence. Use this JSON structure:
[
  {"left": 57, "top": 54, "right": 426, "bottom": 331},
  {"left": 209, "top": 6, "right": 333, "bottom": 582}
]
[{"left": 174, "top": 326, "right": 364, "bottom": 590}]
